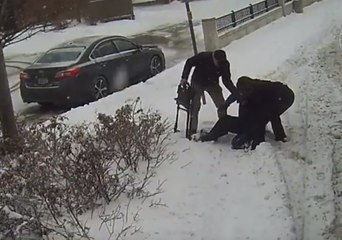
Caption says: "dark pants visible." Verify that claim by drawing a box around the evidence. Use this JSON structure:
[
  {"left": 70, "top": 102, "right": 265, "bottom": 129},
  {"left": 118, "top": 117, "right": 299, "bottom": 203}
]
[
  {"left": 267, "top": 86, "right": 295, "bottom": 140},
  {"left": 200, "top": 115, "right": 239, "bottom": 141},
  {"left": 238, "top": 106, "right": 268, "bottom": 149},
  {"left": 201, "top": 112, "right": 267, "bottom": 149},
  {"left": 190, "top": 82, "right": 226, "bottom": 133}
]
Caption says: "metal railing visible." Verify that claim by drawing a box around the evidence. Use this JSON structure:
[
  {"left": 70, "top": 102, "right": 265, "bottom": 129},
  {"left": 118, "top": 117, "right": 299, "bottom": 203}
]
[{"left": 216, "top": 0, "right": 292, "bottom": 33}]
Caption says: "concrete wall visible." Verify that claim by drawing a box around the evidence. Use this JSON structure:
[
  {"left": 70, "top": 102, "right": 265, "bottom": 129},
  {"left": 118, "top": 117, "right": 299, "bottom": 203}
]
[
  {"left": 218, "top": 2, "right": 293, "bottom": 48},
  {"left": 201, "top": 0, "right": 325, "bottom": 51},
  {"left": 302, "top": 0, "right": 317, "bottom": 7},
  {"left": 202, "top": 18, "right": 220, "bottom": 51},
  {"left": 202, "top": 2, "right": 293, "bottom": 51}
]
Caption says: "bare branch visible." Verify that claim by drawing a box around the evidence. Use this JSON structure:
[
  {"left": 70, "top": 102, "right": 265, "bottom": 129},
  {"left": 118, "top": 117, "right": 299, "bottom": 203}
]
[
  {"left": 4, "top": 23, "right": 54, "bottom": 47},
  {"left": 149, "top": 198, "right": 168, "bottom": 208},
  {"left": 0, "top": 98, "right": 173, "bottom": 238}
]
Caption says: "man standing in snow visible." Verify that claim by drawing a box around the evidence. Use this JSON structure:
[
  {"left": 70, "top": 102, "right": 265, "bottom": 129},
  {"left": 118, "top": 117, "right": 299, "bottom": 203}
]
[{"left": 180, "top": 50, "right": 239, "bottom": 135}]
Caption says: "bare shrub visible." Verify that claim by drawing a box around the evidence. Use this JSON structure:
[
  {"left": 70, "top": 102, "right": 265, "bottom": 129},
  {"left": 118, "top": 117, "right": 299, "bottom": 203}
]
[
  {"left": 0, "top": 99, "right": 172, "bottom": 239},
  {"left": 98, "top": 201, "right": 142, "bottom": 240}
]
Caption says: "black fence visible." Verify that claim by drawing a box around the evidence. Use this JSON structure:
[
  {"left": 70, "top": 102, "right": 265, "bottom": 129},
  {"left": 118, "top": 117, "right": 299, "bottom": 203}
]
[{"left": 216, "top": 0, "right": 292, "bottom": 33}]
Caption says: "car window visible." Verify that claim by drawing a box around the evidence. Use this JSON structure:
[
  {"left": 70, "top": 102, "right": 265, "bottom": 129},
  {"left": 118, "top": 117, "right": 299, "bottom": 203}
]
[
  {"left": 113, "top": 39, "right": 138, "bottom": 52},
  {"left": 91, "top": 41, "right": 118, "bottom": 59},
  {"left": 36, "top": 47, "right": 85, "bottom": 63}
]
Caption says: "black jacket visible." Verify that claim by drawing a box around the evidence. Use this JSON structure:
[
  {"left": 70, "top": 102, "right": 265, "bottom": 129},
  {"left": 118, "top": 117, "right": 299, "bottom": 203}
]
[
  {"left": 243, "top": 81, "right": 293, "bottom": 111},
  {"left": 181, "top": 52, "right": 238, "bottom": 97},
  {"left": 225, "top": 78, "right": 293, "bottom": 108},
  {"left": 237, "top": 79, "right": 294, "bottom": 129}
]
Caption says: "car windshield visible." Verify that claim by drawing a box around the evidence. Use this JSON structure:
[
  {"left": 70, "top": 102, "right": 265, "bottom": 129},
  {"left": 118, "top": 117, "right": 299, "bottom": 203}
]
[{"left": 36, "top": 47, "right": 85, "bottom": 63}]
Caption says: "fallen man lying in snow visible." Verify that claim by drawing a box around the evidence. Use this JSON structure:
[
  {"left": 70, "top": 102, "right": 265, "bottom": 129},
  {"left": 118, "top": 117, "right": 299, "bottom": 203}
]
[{"left": 199, "top": 76, "right": 295, "bottom": 150}]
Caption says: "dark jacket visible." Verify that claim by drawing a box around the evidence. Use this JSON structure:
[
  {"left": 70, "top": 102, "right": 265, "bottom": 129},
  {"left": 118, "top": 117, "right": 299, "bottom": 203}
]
[
  {"left": 237, "top": 78, "right": 294, "bottom": 142},
  {"left": 241, "top": 80, "right": 294, "bottom": 115},
  {"left": 181, "top": 52, "right": 238, "bottom": 97},
  {"left": 225, "top": 77, "right": 293, "bottom": 110}
]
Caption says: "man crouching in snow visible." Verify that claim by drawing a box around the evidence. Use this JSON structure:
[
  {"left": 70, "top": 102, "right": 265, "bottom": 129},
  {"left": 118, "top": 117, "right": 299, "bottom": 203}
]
[{"left": 200, "top": 76, "right": 295, "bottom": 150}]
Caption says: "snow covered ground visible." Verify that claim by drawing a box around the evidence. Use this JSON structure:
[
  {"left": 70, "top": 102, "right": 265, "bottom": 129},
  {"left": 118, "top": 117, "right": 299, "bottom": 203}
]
[
  {"left": 3, "top": 0, "right": 341, "bottom": 238},
  {"left": 54, "top": 0, "right": 341, "bottom": 239}
]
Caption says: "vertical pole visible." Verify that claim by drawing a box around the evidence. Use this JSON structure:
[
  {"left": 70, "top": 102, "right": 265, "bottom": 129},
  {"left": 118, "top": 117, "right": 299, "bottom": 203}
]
[
  {"left": 231, "top": 10, "right": 236, "bottom": 27},
  {"left": 279, "top": 0, "right": 286, "bottom": 17},
  {"left": 174, "top": 104, "right": 180, "bottom": 132},
  {"left": 249, "top": 4, "right": 254, "bottom": 19},
  {"left": 265, "top": 0, "right": 269, "bottom": 12},
  {"left": 185, "top": 1, "right": 206, "bottom": 105},
  {"left": 185, "top": 0, "right": 198, "bottom": 55}
]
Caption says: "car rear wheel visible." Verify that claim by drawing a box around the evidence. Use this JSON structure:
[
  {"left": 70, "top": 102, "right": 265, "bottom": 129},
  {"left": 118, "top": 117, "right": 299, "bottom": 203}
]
[
  {"left": 150, "top": 55, "right": 163, "bottom": 77},
  {"left": 93, "top": 76, "right": 109, "bottom": 100}
]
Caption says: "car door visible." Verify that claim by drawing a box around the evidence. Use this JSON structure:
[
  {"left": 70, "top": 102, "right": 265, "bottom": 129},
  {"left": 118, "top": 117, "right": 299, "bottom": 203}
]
[
  {"left": 113, "top": 38, "right": 146, "bottom": 84},
  {"left": 90, "top": 40, "right": 126, "bottom": 92}
]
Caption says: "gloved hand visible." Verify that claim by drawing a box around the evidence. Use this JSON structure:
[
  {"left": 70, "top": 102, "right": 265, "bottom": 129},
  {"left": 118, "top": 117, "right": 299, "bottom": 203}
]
[{"left": 180, "top": 78, "right": 188, "bottom": 85}]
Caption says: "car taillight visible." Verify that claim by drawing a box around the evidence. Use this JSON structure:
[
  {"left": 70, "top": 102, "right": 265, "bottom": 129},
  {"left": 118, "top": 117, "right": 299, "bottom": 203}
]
[
  {"left": 20, "top": 72, "right": 29, "bottom": 81},
  {"left": 55, "top": 67, "right": 81, "bottom": 80}
]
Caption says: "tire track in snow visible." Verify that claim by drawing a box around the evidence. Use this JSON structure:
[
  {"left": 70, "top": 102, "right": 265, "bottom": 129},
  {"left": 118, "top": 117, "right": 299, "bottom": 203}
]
[
  {"left": 264, "top": 34, "right": 342, "bottom": 240},
  {"left": 265, "top": 48, "right": 310, "bottom": 240},
  {"left": 290, "top": 38, "right": 341, "bottom": 240},
  {"left": 316, "top": 34, "right": 342, "bottom": 239}
]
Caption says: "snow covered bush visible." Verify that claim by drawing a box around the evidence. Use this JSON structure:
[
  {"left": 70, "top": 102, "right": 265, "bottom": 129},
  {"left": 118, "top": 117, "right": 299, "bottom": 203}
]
[{"left": 0, "top": 99, "right": 172, "bottom": 239}]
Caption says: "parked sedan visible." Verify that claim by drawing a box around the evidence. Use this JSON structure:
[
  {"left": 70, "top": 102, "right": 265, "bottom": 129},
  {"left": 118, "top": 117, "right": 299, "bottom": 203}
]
[{"left": 20, "top": 35, "right": 165, "bottom": 106}]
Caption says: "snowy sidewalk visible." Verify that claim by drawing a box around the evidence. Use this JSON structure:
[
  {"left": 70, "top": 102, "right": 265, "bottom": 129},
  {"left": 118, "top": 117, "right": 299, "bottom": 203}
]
[{"left": 61, "top": 0, "right": 342, "bottom": 239}]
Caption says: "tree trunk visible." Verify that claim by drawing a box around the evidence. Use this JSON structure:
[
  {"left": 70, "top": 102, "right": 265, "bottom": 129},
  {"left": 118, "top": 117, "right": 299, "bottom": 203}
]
[{"left": 0, "top": 45, "right": 18, "bottom": 139}]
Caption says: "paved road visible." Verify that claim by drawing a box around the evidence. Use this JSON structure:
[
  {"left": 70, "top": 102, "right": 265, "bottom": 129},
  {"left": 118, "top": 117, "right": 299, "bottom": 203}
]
[{"left": 131, "top": 21, "right": 203, "bottom": 68}]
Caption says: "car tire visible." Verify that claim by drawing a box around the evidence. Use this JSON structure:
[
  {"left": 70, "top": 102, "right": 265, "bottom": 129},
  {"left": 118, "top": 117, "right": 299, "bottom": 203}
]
[
  {"left": 92, "top": 76, "right": 109, "bottom": 101},
  {"left": 149, "top": 55, "right": 164, "bottom": 77}
]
